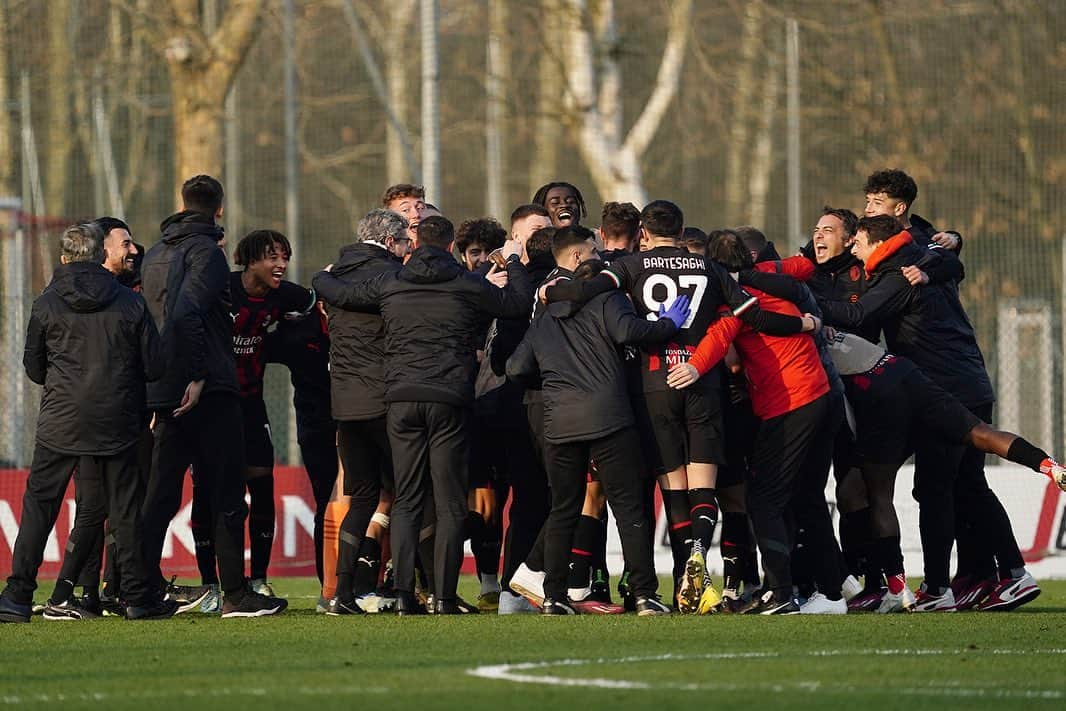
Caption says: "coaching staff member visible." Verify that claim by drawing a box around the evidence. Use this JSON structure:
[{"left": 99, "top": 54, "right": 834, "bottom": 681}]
[
  {"left": 313, "top": 216, "right": 532, "bottom": 614},
  {"left": 0, "top": 224, "right": 172, "bottom": 622},
  {"left": 140, "top": 175, "right": 286, "bottom": 618}
]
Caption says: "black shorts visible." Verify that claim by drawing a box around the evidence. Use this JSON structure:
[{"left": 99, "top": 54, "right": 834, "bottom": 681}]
[
  {"left": 642, "top": 382, "right": 725, "bottom": 474},
  {"left": 846, "top": 356, "right": 980, "bottom": 468},
  {"left": 241, "top": 397, "right": 274, "bottom": 468},
  {"left": 337, "top": 417, "right": 395, "bottom": 496}
]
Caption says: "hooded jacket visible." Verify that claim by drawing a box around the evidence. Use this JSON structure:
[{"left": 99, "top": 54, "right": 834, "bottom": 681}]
[
  {"left": 141, "top": 211, "right": 238, "bottom": 409},
  {"left": 24, "top": 261, "right": 162, "bottom": 455},
  {"left": 818, "top": 231, "right": 993, "bottom": 408},
  {"left": 319, "top": 241, "right": 402, "bottom": 420},
  {"left": 506, "top": 290, "right": 679, "bottom": 444},
  {"left": 313, "top": 245, "right": 532, "bottom": 406}
]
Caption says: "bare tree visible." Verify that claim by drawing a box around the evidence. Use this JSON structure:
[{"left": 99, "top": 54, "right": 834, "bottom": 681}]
[
  {"left": 45, "top": 0, "right": 74, "bottom": 216},
  {"left": 486, "top": 0, "right": 509, "bottom": 219},
  {"left": 723, "top": 0, "right": 763, "bottom": 225},
  {"left": 118, "top": 0, "right": 265, "bottom": 205},
  {"left": 529, "top": 0, "right": 564, "bottom": 195},
  {"left": 559, "top": 0, "right": 693, "bottom": 204},
  {"left": 385, "top": 0, "right": 418, "bottom": 185},
  {"left": 0, "top": 0, "right": 14, "bottom": 197}
]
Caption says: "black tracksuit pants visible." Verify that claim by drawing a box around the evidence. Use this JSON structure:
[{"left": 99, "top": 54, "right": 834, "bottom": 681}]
[
  {"left": 3, "top": 443, "right": 152, "bottom": 606},
  {"left": 746, "top": 394, "right": 829, "bottom": 601},
  {"left": 299, "top": 426, "right": 339, "bottom": 584},
  {"left": 75, "top": 425, "right": 154, "bottom": 594},
  {"left": 499, "top": 425, "right": 551, "bottom": 588},
  {"left": 387, "top": 401, "right": 469, "bottom": 602},
  {"left": 142, "top": 392, "right": 248, "bottom": 596},
  {"left": 542, "top": 427, "right": 657, "bottom": 602}
]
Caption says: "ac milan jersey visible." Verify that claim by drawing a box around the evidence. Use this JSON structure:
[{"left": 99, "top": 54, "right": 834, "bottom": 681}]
[
  {"left": 230, "top": 272, "right": 315, "bottom": 397},
  {"left": 604, "top": 246, "right": 750, "bottom": 391}
]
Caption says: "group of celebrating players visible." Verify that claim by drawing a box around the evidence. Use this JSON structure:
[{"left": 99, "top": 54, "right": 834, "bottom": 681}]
[{"left": 1, "top": 167, "right": 1064, "bottom": 624}]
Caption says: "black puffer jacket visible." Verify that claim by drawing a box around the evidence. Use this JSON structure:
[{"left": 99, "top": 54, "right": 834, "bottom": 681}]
[
  {"left": 318, "top": 242, "right": 402, "bottom": 420},
  {"left": 506, "top": 291, "right": 677, "bottom": 444},
  {"left": 313, "top": 245, "right": 532, "bottom": 406},
  {"left": 141, "top": 211, "right": 237, "bottom": 409},
  {"left": 24, "top": 262, "right": 162, "bottom": 455},
  {"left": 819, "top": 233, "right": 993, "bottom": 408}
]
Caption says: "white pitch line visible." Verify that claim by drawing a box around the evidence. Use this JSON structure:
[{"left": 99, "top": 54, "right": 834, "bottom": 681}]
[
  {"left": 466, "top": 648, "right": 1066, "bottom": 699},
  {"left": 0, "top": 685, "right": 389, "bottom": 706}
]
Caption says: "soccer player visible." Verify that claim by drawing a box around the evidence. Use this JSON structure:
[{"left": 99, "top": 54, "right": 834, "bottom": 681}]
[
  {"left": 313, "top": 216, "right": 532, "bottom": 614},
  {"left": 506, "top": 235, "right": 690, "bottom": 616},
  {"left": 532, "top": 181, "right": 586, "bottom": 228},
  {"left": 383, "top": 183, "right": 427, "bottom": 245},
  {"left": 140, "top": 175, "right": 287, "bottom": 618},
  {"left": 265, "top": 302, "right": 337, "bottom": 590},
  {"left": 674, "top": 230, "right": 828, "bottom": 615},
  {"left": 818, "top": 214, "right": 1035, "bottom": 611},
  {"left": 823, "top": 330, "right": 1066, "bottom": 611},
  {"left": 544, "top": 202, "right": 816, "bottom": 613},
  {"left": 599, "top": 201, "right": 641, "bottom": 258},
  {"left": 456, "top": 218, "right": 507, "bottom": 272},
  {"left": 863, "top": 168, "right": 963, "bottom": 252},
  {"left": 509, "top": 204, "right": 553, "bottom": 253},
  {"left": 680, "top": 227, "right": 709, "bottom": 257},
  {"left": 229, "top": 230, "right": 316, "bottom": 596},
  {"left": 0, "top": 224, "right": 174, "bottom": 623}
]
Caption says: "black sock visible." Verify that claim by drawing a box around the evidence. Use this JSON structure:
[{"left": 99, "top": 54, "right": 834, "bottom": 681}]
[
  {"left": 720, "top": 512, "right": 750, "bottom": 590},
  {"left": 335, "top": 508, "right": 362, "bottom": 601},
  {"left": 190, "top": 486, "right": 218, "bottom": 585},
  {"left": 352, "top": 537, "right": 383, "bottom": 597},
  {"left": 662, "top": 489, "right": 692, "bottom": 590},
  {"left": 873, "top": 535, "right": 904, "bottom": 578},
  {"left": 466, "top": 511, "right": 501, "bottom": 578},
  {"left": 1006, "top": 437, "right": 1049, "bottom": 472},
  {"left": 568, "top": 515, "right": 599, "bottom": 589},
  {"left": 840, "top": 507, "right": 874, "bottom": 579},
  {"left": 688, "top": 488, "right": 718, "bottom": 553},
  {"left": 246, "top": 475, "right": 276, "bottom": 580},
  {"left": 51, "top": 579, "right": 74, "bottom": 604},
  {"left": 81, "top": 585, "right": 99, "bottom": 604}
]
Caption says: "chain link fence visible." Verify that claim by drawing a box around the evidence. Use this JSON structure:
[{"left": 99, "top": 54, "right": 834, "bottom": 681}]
[{"left": 0, "top": 0, "right": 1062, "bottom": 468}]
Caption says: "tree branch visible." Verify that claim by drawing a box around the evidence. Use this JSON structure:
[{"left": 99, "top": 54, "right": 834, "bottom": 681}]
[
  {"left": 206, "top": 0, "right": 266, "bottom": 97},
  {"left": 622, "top": 0, "right": 692, "bottom": 158}
]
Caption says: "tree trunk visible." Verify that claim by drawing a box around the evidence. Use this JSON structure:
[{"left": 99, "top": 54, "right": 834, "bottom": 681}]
[
  {"left": 748, "top": 43, "right": 781, "bottom": 228},
  {"left": 386, "top": 0, "right": 416, "bottom": 185},
  {"left": 0, "top": 0, "right": 15, "bottom": 197},
  {"left": 561, "top": 0, "right": 691, "bottom": 205},
  {"left": 529, "top": 0, "right": 562, "bottom": 195},
  {"left": 724, "top": 1, "right": 763, "bottom": 224},
  {"left": 161, "top": 0, "right": 265, "bottom": 208},
  {"left": 486, "top": 0, "right": 509, "bottom": 219},
  {"left": 45, "top": 0, "right": 74, "bottom": 217}
]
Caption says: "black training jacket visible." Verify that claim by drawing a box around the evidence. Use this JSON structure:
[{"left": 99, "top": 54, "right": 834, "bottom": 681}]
[
  {"left": 24, "top": 262, "right": 162, "bottom": 456},
  {"left": 506, "top": 290, "right": 678, "bottom": 445},
  {"left": 315, "top": 242, "right": 402, "bottom": 421},
  {"left": 818, "top": 236, "right": 993, "bottom": 408},
  {"left": 313, "top": 245, "right": 532, "bottom": 407},
  {"left": 141, "top": 211, "right": 238, "bottom": 409}
]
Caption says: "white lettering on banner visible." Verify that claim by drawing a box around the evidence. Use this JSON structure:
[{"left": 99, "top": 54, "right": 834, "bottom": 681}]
[
  {"left": 282, "top": 495, "right": 315, "bottom": 557},
  {"left": 162, "top": 501, "right": 196, "bottom": 558},
  {"left": 0, "top": 499, "right": 64, "bottom": 562}
]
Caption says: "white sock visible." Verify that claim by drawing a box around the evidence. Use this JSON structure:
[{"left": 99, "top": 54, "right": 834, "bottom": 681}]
[{"left": 480, "top": 573, "right": 502, "bottom": 595}]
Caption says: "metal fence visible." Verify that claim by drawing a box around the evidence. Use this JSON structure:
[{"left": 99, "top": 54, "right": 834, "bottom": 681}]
[{"left": 0, "top": 0, "right": 1062, "bottom": 468}]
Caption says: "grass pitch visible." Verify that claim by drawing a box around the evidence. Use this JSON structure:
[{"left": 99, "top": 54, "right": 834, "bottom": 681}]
[{"left": 1, "top": 577, "right": 1065, "bottom": 710}]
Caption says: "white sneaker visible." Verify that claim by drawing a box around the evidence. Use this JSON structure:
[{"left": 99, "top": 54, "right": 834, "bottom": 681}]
[
  {"left": 315, "top": 596, "right": 328, "bottom": 614},
  {"left": 498, "top": 591, "right": 538, "bottom": 615},
  {"left": 841, "top": 575, "right": 863, "bottom": 601},
  {"left": 912, "top": 583, "right": 957, "bottom": 612},
  {"left": 799, "top": 592, "right": 847, "bottom": 614},
  {"left": 509, "top": 563, "right": 546, "bottom": 607},
  {"left": 568, "top": 586, "right": 592, "bottom": 602},
  {"left": 876, "top": 587, "right": 916, "bottom": 613}
]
